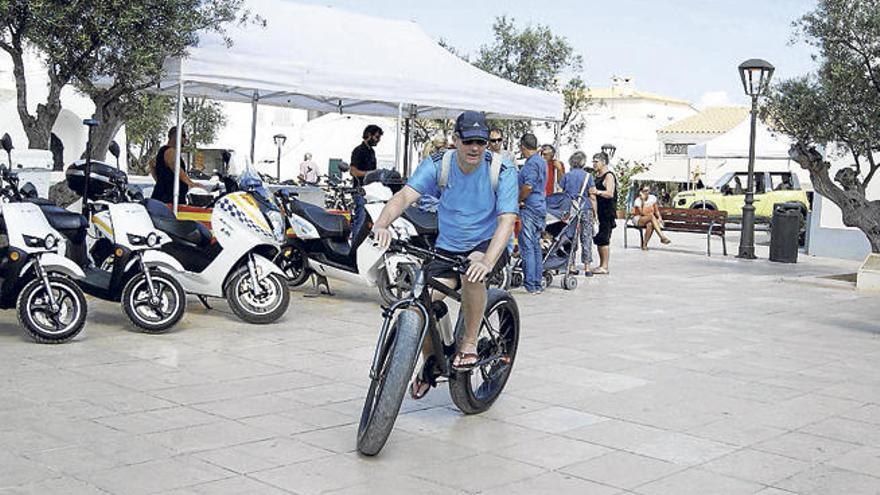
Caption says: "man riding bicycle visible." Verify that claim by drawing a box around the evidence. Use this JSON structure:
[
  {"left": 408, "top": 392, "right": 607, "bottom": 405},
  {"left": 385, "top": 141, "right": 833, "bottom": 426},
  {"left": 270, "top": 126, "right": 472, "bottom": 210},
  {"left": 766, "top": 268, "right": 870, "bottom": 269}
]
[{"left": 372, "top": 111, "right": 518, "bottom": 399}]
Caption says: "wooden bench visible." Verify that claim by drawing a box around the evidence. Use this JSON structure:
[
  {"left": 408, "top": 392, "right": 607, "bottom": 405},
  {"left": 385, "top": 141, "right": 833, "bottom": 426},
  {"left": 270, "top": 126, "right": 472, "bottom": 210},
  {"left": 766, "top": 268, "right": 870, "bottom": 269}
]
[{"left": 624, "top": 207, "right": 728, "bottom": 256}]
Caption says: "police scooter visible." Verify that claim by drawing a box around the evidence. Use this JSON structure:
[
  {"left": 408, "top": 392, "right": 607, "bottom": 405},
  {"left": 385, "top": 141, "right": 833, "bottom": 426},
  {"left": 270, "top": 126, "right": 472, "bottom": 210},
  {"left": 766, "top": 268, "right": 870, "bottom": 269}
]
[
  {"left": 144, "top": 162, "right": 291, "bottom": 324},
  {"left": 0, "top": 134, "right": 87, "bottom": 343}
]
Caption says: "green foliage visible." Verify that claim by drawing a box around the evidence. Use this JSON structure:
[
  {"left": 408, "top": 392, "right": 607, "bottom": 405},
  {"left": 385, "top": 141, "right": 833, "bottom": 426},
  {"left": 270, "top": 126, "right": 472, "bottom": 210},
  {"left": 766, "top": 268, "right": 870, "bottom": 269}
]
[
  {"left": 124, "top": 94, "right": 226, "bottom": 175},
  {"left": 474, "top": 16, "right": 586, "bottom": 148},
  {"left": 183, "top": 97, "right": 227, "bottom": 152},
  {"left": 762, "top": 0, "right": 880, "bottom": 183},
  {"left": 761, "top": 0, "right": 880, "bottom": 250},
  {"left": 613, "top": 159, "right": 650, "bottom": 211},
  {"left": 124, "top": 93, "right": 174, "bottom": 174},
  {"left": 0, "top": 0, "right": 246, "bottom": 154}
]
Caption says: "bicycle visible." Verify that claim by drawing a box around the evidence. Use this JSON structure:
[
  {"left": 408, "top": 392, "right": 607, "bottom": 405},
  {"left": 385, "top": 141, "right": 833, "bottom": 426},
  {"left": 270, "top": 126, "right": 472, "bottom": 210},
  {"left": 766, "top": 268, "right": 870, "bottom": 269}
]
[{"left": 357, "top": 239, "right": 521, "bottom": 456}]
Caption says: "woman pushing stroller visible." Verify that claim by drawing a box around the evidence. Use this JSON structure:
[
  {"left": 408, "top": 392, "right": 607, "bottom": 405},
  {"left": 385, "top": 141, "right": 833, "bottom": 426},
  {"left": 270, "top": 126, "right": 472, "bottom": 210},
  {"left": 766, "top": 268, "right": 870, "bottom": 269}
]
[{"left": 559, "top": 151, "right": 598, "bottom": 276}]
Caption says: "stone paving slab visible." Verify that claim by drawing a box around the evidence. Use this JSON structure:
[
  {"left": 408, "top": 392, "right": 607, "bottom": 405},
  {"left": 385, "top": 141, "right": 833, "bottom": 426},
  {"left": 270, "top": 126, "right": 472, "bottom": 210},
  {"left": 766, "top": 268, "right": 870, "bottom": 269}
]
[{"left": 0, "top": 227, "right": 878, "bottom": 494}]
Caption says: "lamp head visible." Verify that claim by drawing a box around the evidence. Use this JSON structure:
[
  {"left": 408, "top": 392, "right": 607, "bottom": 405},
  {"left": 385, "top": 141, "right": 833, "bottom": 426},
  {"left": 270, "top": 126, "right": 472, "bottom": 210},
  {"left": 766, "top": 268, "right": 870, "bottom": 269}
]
[{"left": 738, "top": 59, "right": 775, "bottom": 97}]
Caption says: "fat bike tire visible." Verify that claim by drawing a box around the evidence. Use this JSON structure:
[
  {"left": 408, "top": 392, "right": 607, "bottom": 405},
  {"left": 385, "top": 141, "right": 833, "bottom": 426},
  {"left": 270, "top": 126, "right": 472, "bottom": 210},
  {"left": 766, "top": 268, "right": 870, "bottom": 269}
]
[{"left": 357, "top": 309, "right": 422, "bottom": 456}]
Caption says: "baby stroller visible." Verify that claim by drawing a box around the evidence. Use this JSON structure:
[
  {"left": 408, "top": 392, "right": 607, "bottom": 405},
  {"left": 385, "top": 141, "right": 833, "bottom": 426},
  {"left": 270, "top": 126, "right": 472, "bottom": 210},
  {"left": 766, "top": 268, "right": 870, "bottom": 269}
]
[
  {"left": 510, "top": 178, "right": 590, "bottom": 291},
  {"left": 540, "top": 193, "right": 582, "bottom": 290}
]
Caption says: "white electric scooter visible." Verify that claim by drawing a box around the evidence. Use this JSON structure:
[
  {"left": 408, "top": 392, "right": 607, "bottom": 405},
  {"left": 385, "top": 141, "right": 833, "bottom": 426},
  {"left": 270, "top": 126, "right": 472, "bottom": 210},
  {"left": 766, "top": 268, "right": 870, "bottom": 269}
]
[
  {"left": 0, "top": 141, "right": 87, "bottom": 343},
  {"left": 275, "top": 179, "right": 422, "bottom": 305},
  {"left": 145, "top": 168, "right": 291, "bottom": 324}
]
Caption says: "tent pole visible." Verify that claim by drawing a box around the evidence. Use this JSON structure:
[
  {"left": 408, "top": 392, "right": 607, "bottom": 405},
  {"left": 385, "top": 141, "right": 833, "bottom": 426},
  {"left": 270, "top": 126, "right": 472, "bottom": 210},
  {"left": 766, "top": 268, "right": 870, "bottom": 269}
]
[
  {"left": 249, "top": 91, "right": 258, "bottom": 164},
  {"left": 172, "top": 81, "right": 184, "bottom": 216},
  {"left": 403, "top": 117, "right": 411, "bottom": 177},
  {"left": 395, "top": 103, "right": 402, "bottom": 174}
]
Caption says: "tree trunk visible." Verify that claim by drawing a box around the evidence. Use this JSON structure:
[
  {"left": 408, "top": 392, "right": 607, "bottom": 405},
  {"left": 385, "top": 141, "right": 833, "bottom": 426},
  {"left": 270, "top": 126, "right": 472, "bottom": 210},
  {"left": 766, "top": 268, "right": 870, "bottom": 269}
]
[
  {"left": 791, "top": 143, "right": 880, "bottom": 253},
  {"left": 7, "top": 46, "right": 62, "bottom": 150},
  {"left": 86, "top": 94, "right": 125, "bottom": 162}
]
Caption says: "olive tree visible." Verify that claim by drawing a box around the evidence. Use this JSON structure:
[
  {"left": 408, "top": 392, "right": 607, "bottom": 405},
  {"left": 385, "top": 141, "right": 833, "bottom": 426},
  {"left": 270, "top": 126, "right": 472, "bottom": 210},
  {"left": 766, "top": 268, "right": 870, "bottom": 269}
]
[
  {"left": 761, "top": 0, "right": 880, "bottom": 251},
  {"left": 0, "top": 0, "right": 245, "bottom": 158}
]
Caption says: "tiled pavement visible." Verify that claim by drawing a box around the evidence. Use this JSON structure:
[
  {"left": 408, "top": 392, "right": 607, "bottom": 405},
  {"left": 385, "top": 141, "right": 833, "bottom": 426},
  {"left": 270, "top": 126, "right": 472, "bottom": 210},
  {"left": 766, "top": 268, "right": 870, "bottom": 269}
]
[{"left": 0, "top": 227, "right": 878, "bottom": 494}]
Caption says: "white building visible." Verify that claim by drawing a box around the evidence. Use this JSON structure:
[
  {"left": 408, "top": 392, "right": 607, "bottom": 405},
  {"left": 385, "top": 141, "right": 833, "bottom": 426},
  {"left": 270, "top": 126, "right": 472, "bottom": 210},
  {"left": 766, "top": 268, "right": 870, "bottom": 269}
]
[{"left": 569, "top": 76, "right": 697, "bottom": 163}]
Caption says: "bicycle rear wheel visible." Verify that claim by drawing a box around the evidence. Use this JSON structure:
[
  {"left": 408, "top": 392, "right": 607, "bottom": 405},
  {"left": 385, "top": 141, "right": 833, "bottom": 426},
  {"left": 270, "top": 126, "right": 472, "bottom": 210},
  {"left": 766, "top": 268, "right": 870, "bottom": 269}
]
[
  {"left": 449, "top": 289, "right": 520, "bottom": 414},
  {"left": 357, "top": 309, "right": 423, "bottom": 456}
]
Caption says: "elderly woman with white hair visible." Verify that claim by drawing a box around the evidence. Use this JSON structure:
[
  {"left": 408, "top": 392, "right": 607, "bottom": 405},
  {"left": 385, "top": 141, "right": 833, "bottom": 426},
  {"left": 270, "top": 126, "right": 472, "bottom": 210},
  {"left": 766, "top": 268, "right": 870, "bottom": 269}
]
[{"left": 559, "top": 151, "right": 598, "bottom": 276}]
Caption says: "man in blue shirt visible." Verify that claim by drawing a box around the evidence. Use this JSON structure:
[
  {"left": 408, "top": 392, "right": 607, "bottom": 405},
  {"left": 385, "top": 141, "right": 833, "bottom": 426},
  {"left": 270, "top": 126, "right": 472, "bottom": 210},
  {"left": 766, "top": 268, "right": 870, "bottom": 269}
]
[
  {"left": 372, "top": 111, "right": 518, "bottom": 399},
  {"left": 517, "top": 133, "right": 547, "bottom": 294}
]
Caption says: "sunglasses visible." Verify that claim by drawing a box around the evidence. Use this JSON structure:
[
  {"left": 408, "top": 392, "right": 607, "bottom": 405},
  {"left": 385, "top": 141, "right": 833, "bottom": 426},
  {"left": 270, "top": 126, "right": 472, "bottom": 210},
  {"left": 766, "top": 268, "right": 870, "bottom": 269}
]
[
  {"left": 489, "top": 138, "right": 503, "bottom": 143},
  {"left": 462, "top": 139, "right": 488, "bottom": 146}
]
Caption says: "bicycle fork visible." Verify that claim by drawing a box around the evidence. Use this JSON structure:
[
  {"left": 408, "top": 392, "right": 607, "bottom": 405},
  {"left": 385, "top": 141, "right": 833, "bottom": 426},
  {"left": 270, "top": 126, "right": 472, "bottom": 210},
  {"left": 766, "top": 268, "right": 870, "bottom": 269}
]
[{"left": 369, "top": 301, "right": 430, "bottom": 381}]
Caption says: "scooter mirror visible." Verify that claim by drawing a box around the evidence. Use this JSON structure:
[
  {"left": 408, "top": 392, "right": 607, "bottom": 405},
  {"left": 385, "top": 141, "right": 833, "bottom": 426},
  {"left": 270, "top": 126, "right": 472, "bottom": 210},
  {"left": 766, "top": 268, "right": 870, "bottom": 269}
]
[
  {"left": 20, "top": 182, "right": 38, "bottom": 198},
  {"left": 337, "top": 161, "right": 350, "bottom": 173},
  {"left": 108, "top": 140, "right": 120, "bottom": 159},
  {"left": 1, "top": 133, "right": 12, "bottom": 153}
]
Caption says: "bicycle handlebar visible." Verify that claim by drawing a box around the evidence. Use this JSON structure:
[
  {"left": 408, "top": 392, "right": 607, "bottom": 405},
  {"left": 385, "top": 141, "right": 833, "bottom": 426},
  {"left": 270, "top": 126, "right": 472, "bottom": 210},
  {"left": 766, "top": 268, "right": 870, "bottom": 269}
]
[{"left": 385, "top": 238, "right": 469, "bottom": 273}]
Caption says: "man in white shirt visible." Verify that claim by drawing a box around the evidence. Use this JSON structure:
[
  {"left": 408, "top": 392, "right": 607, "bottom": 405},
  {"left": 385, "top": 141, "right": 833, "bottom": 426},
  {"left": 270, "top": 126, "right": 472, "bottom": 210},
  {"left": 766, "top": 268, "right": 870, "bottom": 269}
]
[{"left": 298, "top": 153, "right": 319, "bottom": 185}]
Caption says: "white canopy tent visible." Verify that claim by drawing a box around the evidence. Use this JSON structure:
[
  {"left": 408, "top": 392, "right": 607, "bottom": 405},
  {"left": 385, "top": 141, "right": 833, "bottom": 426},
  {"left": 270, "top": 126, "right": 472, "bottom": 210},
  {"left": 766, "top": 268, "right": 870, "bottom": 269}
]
[{"left": 153, "top": 0, "right": 563, "bottom": 211}]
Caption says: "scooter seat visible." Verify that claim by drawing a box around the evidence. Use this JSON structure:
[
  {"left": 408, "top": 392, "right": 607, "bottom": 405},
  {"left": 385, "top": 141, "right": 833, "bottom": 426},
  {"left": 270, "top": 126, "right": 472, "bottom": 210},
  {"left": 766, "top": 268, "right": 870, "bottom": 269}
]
[
  {"left": 38, "top": 204, "right": 89, "bottom": 232},
  {"left": 402, "top": 206, "right": 438, "bottom": 236},
  {"left": 152, "top": 216, "right": 213, "bottom": 248},
  {"left": 290, "top": 200, "right": 350, "bottom": 239}
]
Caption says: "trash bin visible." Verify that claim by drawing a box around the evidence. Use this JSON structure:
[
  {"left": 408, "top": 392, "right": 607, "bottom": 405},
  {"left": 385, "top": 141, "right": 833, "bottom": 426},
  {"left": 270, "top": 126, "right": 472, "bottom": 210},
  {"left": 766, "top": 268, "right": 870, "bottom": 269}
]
[{"left": 770, "top": 202, "right": 802, "bottom": 263}]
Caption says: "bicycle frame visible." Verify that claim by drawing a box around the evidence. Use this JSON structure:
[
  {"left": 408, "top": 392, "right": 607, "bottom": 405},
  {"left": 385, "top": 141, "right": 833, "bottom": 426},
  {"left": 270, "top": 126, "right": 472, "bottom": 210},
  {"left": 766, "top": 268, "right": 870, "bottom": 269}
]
[{"left": 368, "top": 243, "right": 464, "bottom": 382}]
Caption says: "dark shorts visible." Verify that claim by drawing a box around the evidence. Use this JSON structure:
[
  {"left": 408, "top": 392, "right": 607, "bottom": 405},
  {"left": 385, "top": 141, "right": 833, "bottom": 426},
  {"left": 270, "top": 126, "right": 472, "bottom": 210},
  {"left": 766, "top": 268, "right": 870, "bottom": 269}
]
[
  {"left": 426, "top": 239, "right": 509, "bottom": 287},
  {"left": 593, "top": 219, "right": 616, "bottom": 247}
]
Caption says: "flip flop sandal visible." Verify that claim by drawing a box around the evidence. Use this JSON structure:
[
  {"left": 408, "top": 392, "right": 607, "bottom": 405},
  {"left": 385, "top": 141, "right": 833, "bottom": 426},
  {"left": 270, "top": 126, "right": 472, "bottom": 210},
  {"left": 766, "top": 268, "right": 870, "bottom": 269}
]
[
  {"left": 451, "top": 351, "right": 480, "bottom": 372},
  {"left": 409, "top": 375, "right": 431, "bottom": 400}
]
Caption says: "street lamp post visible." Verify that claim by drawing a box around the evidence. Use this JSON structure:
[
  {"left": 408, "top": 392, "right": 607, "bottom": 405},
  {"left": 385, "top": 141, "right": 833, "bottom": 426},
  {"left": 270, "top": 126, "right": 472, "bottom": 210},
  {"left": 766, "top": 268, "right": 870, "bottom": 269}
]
[
  {"left": 601, "top": 143, "right": 617, "bottom": 161},
  {"left": 736, "top": 59, "right": 774, "bottom": 260},
  {"left": 273, "top": 134, "right": 286, "bottom": 181}
]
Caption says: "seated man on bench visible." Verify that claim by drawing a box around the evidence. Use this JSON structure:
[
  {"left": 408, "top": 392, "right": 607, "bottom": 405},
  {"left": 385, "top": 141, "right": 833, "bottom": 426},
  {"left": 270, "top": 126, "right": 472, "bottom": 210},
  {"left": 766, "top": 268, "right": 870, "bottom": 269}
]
[{"left": 631, "top": 186, "right": 671, "bottom": 250}]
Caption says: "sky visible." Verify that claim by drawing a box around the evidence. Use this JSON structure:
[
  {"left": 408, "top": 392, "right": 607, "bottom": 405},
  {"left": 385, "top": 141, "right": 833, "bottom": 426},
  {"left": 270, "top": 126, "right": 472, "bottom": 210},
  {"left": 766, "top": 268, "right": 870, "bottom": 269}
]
[{"left": 293, "top": 0, "right": 819, "bottom": 108}]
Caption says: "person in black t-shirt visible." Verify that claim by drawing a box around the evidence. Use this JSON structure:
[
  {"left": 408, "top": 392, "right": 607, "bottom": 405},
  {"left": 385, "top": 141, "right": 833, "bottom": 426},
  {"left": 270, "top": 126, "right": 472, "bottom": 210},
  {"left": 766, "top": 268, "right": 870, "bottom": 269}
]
[
  {"left": 150, "top": 126, "right": 197, "bottom": 204},
  {"left": 350, "top": 124, "right": 383, "bottom": 186},
  {"left": 349, "top": 124, "right": 383, "bottom": 240}
]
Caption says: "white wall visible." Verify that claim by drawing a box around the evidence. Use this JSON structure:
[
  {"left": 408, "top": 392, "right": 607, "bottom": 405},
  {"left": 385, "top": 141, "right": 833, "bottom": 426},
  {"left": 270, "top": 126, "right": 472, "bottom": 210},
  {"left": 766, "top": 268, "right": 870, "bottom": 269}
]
[
  {"left": 807, "top": 147, "right": 880, "bottom": 261},
  {"left": 0, "top": 52, "right": 127, "bottom": 170}
]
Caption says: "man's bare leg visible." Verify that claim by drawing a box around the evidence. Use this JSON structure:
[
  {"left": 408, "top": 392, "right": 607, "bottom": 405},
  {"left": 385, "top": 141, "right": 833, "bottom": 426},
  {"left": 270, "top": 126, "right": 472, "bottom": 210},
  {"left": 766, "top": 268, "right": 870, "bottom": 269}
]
[{"left": 454, "top": 251, "right": 488, "bottom": 368}]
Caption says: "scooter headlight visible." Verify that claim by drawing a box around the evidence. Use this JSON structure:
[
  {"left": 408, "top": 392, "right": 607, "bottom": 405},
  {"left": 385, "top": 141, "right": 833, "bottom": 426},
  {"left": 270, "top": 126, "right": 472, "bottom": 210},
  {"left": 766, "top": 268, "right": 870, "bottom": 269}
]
[
  {"left": 266, "top": 210, "right": 285, "bottom": 243},
  {"left": 146, "top": 232, "right": 160, "bottom": 247},
  {"left": 44, "top": 234, "right": 57, "bottom": 250}
]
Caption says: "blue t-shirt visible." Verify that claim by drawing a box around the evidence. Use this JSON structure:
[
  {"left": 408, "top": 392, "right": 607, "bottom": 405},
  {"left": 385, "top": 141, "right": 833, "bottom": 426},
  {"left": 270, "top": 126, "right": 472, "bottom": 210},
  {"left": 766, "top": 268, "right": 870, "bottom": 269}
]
[
  {"left": 407, "top": 151, "right": 519, "bottom": 252},
  {"left": 560, "top": 168, "right": 594, "bottom": 210},
  {"left": 519, "top": 153, "right": 547, "bottom": 214}
]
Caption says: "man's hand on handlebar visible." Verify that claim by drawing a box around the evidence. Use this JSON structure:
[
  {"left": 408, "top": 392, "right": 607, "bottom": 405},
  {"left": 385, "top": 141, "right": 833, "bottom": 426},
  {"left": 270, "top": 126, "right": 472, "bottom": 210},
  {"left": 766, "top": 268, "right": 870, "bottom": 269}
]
[
  {"left": 465, "top": 252, "right": 492, "bottom": 284},
  {"left": 372, "top": 226, "right": 393, "bottom": 250}
]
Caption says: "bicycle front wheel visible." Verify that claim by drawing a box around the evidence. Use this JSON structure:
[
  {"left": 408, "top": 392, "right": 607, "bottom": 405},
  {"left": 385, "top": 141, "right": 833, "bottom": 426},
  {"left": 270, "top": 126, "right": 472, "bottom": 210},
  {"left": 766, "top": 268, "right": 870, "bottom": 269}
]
[{"left": 357, "top": 309, "right": 423, "bottom": 456}]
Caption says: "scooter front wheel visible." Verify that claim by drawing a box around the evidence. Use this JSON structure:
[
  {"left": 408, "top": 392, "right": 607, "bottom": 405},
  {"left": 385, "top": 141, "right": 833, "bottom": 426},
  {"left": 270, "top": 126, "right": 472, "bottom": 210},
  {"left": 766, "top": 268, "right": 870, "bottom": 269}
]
[
  {"left": 17, "top": 275, "right": 88, "bottom": 344},
  {"left": 226, "top": 267, "right": 290, "bottom": 324},
  {"left": 122, "top": 270, "right": 186, "bottom": 333}
]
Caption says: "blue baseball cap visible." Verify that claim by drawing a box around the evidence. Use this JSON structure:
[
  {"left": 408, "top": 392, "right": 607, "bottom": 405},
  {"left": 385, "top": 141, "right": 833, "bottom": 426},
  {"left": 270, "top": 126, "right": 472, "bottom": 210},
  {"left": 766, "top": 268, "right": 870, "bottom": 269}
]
[{"left": 454, "top": 111, "right": 490, "bottom": 141}]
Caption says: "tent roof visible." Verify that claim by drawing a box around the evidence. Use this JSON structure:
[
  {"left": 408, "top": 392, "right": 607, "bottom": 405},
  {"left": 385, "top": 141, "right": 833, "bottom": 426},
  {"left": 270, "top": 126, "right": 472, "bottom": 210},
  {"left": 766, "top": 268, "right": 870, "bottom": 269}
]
[
  {"left": 687, "top": 118, "right": 793, "bottom": 159},
  {"left": 157, "top": 0, "right": 562, "bottom": 121}
]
